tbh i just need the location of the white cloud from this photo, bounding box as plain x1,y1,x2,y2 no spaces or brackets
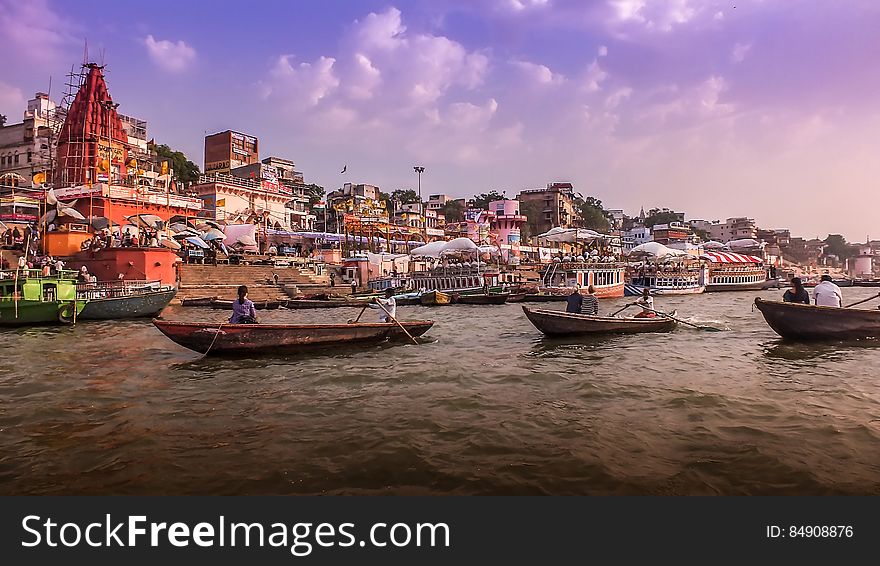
582,59,609,92
266,55,340,107
510,60,566,85
0,82,25,119
609,0,697,32
731,42,752,63
605,86,633,109
507,0,550,11
0,0,74,62
347,53,382,100
144,35,196,73
598,45,609,57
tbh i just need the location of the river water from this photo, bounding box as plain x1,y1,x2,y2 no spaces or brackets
2,288,880,495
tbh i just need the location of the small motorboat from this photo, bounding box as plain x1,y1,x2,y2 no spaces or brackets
754,298,880,340
522,306,677,336
420,290,452,306
152,319,435,354
454,292,510,305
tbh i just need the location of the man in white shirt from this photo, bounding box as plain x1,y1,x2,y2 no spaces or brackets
813,274,842,307
369,288,397,322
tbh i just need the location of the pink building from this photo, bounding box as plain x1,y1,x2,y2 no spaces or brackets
488,199,526,245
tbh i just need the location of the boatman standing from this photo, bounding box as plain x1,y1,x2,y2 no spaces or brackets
369,288,397,322
813,274,842,307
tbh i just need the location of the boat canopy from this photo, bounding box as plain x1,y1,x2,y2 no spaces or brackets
538,227,606,243
701,251,762,263
412,237,478,258
627,242,690,259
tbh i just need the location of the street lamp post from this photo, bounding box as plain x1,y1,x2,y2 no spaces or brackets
413,165,425,241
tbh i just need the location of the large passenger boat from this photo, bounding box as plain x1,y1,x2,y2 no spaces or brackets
702,251,768,292
539,260,626,298
625,262,706,296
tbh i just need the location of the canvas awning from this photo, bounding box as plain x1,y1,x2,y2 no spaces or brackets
701,251,763,263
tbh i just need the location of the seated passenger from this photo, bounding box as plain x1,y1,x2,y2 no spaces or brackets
813,274,842,307
581,285,599,316
782,277,810,305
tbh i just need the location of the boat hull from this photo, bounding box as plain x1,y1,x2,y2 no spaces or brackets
625,283,704,296
420,290,452,306
705,280,768,292
79,288,177,320
522,306,677,335
181,296,217,307
152,319,435,354
520,293,567,303
454,293,509,305
0,300,85,326
754,298,880,340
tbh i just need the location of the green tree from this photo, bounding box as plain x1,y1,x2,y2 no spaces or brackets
390,188,421,205
470,190,505,209
823,234,854,260
303,183,325,207
441,200,465,223
643,207,683,228
574,195,611,232
149,142,200,185
519,199,541,242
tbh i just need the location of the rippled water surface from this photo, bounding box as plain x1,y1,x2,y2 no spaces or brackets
2,288,880,495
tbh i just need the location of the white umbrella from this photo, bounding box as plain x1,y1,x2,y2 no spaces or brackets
161,237,181,250
185,236,210,249
203,228,226,241
58,206,86,220
128,214,164,230
727,238,763,251
702,240,727,250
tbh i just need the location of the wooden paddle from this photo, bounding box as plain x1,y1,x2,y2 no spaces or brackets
349,303,369,324
611,303,635,317
375,301,419,344
640,306,723,331
844,292,880,309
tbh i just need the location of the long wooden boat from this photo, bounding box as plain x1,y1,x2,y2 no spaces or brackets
210,298,285,310
520,293,567,303
0,269,86,326
754,298,880,340
181,296,217,307
506,293,526,303
522,306,677,335
420,290,452,306
454,292,509,305
285,299,371,309
152,319,434,354
79,286,177,319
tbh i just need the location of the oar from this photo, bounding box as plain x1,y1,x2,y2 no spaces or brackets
611,302,635,317
641,306,723,332
349,303,369,324
844,292,880,309
376,301,419,345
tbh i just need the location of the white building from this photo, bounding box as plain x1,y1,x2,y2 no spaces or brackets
709,217,758,243
624,226,652,245
0,92,60,184
426,193,452,211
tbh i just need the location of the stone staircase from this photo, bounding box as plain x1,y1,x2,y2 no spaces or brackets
178,264,331,301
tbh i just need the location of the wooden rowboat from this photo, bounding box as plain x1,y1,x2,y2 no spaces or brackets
522,306,677,335
754,298,880,340
152,319,435,354
210,299,285,310
420,290,452,306
181,296,217,307
519,293,567,303
454,292,509,305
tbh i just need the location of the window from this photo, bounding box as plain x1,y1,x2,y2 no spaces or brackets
27,151,32,163
14,153,20,165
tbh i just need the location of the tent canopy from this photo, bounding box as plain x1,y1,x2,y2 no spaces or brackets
701,251,763,264
412,237,479,258
627,241,690,259
537,227,606,243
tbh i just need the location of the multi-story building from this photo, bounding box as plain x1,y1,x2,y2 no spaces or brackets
709,217,758,243
624,226,652,246
651,223,692,246
119,114,148,153
517,182,580,236
688,219,713,235
204,130,259,174
0,92,61,185
607,209,625,229
488,199,527,246
426,193,452,212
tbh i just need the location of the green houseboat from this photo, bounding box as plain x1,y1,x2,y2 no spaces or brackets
0,269,86,326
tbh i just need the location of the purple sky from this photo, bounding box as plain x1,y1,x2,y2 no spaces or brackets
2,0,879,240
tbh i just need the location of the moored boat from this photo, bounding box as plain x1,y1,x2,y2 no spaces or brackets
181,296,217,307
454,292,509,305
210,298,285,310
0,269,86,326
540,261,626,298
754,298,880,341
152,319,434,354
78,281,177,319
702,252,768,292
626,262,706,295
420,290,452,306
522,306,678,335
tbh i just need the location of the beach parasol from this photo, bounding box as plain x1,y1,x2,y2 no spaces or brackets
128,214,165,230
185,236,210,249
203,228,226,241
161,237,181,250
88,216,110,231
